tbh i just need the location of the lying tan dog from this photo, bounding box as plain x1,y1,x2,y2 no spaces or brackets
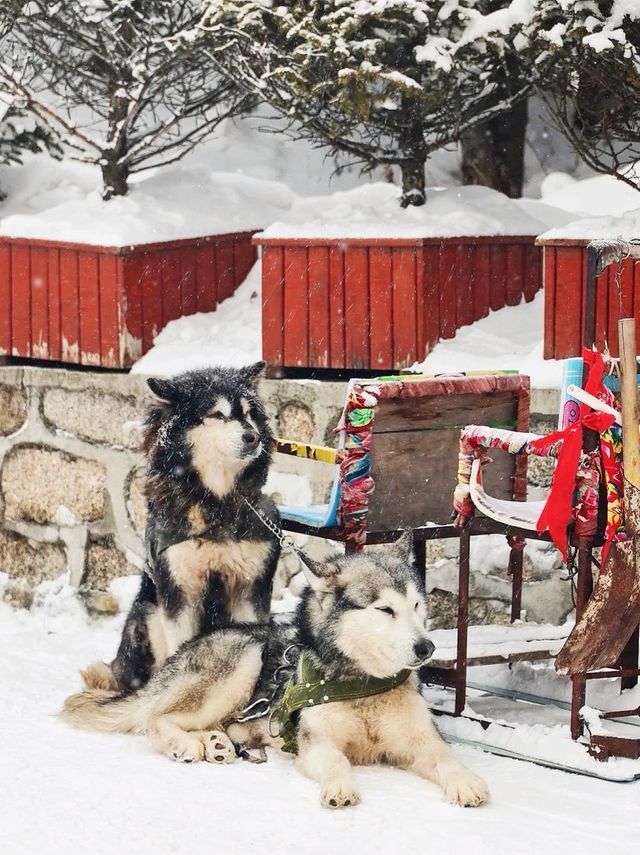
62,533,489,809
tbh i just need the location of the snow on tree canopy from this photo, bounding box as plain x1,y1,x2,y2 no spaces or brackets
197,0,540,207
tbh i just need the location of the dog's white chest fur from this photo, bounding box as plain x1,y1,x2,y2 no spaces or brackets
166,538,271,605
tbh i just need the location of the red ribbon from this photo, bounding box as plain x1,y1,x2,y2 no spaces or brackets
530,351,614,560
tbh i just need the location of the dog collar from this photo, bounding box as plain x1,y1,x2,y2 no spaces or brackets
276,652,410,754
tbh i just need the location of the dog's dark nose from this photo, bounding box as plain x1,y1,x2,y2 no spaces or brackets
414,639,435,662
242,430,260,449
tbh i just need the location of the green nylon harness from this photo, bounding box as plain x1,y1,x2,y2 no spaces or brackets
276,652,411,754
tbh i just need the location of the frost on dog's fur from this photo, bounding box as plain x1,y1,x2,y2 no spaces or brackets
63,535,489,809
78,362,281,695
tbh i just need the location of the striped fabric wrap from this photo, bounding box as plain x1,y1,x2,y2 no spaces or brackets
453,425,550,524
338,383,381,549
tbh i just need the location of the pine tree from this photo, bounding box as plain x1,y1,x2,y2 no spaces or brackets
199,1,538,207
524,1,640,189
1,1,254,199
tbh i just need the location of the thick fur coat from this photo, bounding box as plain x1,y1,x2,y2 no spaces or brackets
63,535,489,809
83,362,280,694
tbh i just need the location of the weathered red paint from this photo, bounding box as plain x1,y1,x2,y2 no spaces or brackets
255,235,542,371
540,239,640,359
0,232,256,368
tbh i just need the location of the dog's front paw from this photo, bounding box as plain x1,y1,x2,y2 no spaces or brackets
320,781,361,809
204,730,236,764
168,735,206,764
438,764,489,807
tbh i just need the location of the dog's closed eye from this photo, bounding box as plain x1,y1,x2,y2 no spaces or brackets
205,411,226,420
376,606,395,617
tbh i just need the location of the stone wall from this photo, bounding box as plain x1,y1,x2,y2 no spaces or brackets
0,364,569,625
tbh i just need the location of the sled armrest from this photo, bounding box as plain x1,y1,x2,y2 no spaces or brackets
274,437,345,465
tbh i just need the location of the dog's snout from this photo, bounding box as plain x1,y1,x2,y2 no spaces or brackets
414,639,435,662
242,430,260,449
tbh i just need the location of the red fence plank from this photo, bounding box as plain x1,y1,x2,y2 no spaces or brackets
489,245,507,313
78,252,101,365
391,248,417,366
179,247,197,318
543,246,557,360
11,245,30,357
47,249,61,360
140,256,163,355
0,245,11,354
422,246,440,352
98,254,121,367
344,247,369,369
505,244,524,307
233,240,256,291
369,247,393,370
261,247,285,366
328,246,345,368
523,243,541,303
438,244,457,340
283,246,309,367
195,245,217,313
473,245,490,322
216,241,235,303
30,247,49,359
455,245,474,329
554,247,583,359
308,246,330,368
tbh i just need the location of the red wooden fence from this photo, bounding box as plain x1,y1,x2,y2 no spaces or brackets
540,239,640,359
0,231,256,369
256,235,541,371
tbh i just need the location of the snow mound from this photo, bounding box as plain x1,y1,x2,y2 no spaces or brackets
411,291,565,388
131,261,262,375
260,183,574,239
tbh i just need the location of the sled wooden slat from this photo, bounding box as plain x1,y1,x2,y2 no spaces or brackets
257,235,542,371
429,648,561,670
0,232,255,368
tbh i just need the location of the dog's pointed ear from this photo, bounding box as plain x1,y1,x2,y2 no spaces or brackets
390,530,414,563
241,361,266,385
304,559,343,609
147,377,180,404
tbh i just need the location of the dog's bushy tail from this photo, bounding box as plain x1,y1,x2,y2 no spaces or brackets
81,661,119,692
60,688,144,734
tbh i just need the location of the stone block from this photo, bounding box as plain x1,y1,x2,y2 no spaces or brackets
0,384,27,436
276,402,315,444
2,446,106,524
0,529,66,586
42,387,142,449
126,471,147,534
82,535,139,591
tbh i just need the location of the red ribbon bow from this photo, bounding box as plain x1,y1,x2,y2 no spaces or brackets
530,351,614,561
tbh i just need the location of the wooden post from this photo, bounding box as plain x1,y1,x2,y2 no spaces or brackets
618,318,640,529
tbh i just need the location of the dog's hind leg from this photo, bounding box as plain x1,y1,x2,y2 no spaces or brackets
377,691,489,807
146,643,264,764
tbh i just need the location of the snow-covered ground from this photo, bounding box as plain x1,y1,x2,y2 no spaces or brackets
2,578,638,855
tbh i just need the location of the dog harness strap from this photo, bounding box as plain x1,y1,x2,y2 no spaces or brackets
277,653,411,754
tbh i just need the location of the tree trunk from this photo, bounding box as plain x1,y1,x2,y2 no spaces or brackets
461,98,528,198
101,161,129,200
399,157,427,207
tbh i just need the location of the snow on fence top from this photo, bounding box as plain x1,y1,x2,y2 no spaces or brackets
259,183,575,240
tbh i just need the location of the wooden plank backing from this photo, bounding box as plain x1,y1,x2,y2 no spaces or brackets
78,251,101,365
438,243,457,339
367,391,520,530
543,246,557,360
59,249,79,362
47,249,61,361
98,253,121,367
422,245,440,352
328,245,346,368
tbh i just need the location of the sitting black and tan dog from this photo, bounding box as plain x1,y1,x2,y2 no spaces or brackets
63,533,489,809
81,362,280,694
